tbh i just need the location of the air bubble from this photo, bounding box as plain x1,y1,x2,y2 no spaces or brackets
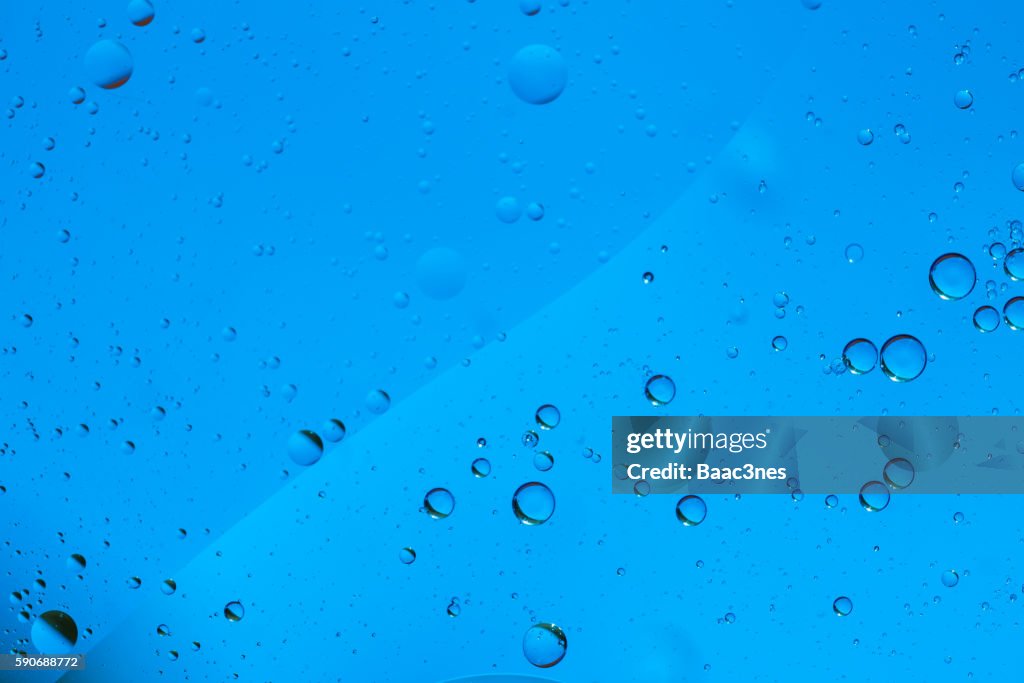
365,389,391,415
845,243,864,263
941,569,960,588
832,596,853,616
399,547,416,564
287,430,324,466
1004,248,1024,281
471,458,491,477
882,457,915,489
1004,297,1024,330
879,335,927,382
424,488,455,519
31,611,78,654
644,374,675,406
126,0,155,26
856,129,874,146
973,306,1000,332
953,89,974,109
675,495,707,526
523,622,567,668
321,419,346,443
508,44,568,105
512,482,556,525
224,601,244,622
929,253,976,300
842,338,877,375
535,404,561,429
859,481,890,511
84,40,134,89
533,451,554,472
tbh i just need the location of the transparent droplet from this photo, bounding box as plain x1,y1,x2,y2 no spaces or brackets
160,579,177,595
1004,296,1024,331
522,430,539,448
879,335,927,382
883,457,915,489
287,430,324,466
523,622,567,668
642,271,654,284
856,128,874,146
953,89,974,109
31,611,78,654
446,599,461,617
224,601,244,622
1012,163,1024,192
859,481,890,512
953,511,965,525
972,306,1000,333
321,418,346,443
519,0,542,17
929,253,976,300
67,554,86,571
825,494,839,509
365,389,391,415
495,196,522,223
726,346,739,359
127,576,142,589
471,457,491,478
84,39,134,89
535,404,561,430
126,0,156,27
415,247,467,300
771,335,788,352
675,495,707,526
773,291,790,308
941,569,960,588
399,547,416,565
1004,248,1024,281
508,44,568,105
644,374,676,406
845,243,864,263
512,482,556,525
526,201,545,221
842,338,878,375
533,451,554,472
833,596,853,616
424,488,455,519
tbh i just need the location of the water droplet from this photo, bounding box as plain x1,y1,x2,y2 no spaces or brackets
415,247,467,300
471,457,491,477
126,0,155,27
771,335,788,351
882,457,915,489
365,389,391,415
533,451,554,472
801,0,823,9
1004,248,1024,281
224,601,244,622
675,495,707,526
446,599,461,617
69,86,86,104
399,547,416,564
526,202,545,221
1012,163,1024,191
495,196,522,223
321,418,346,443
941,569,960,588
508,44,568,105
644,374,676,406
191,27,206,44
424,488,455,519
84,40,134,89
726,346,739,359
879,334,927,382
512,482,556,525
825,494,839,509
127,576,142,589
859,481,890,512
953,89,974,109
160,579,177,595
833,596,853,616
29,161,45,178
972,305,1000,332
156,624,171,636
287,430,324,466
523,622,567,668
772,291,790,308
842,338,877,375
519,0,542,15
522,430,539,448
845,243,864,263
953,511,965,524
1004,297,1024,330
67,554,86,571
642,271,654,284
534,404,561,430
929,253,976,300
856,128,874,146
31,611,78,654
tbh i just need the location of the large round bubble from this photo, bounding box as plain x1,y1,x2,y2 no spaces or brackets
84,40,134,89
415,247,467,300
31,611,78,654
508,45,568,105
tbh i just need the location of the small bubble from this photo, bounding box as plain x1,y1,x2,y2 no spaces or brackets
882,457,915,489
675,495,707,526
972,306,1000,333
644,374,676,406
160,579,177,595
365,389,391,415
642,271,654,284
859,481,890,512
771,335,788,352
190,27,206,43
825,494,839,509
1004,248,1024,281
953,511,965,524
941,569,960,588
471,458,491,478
224,601,244,622
845,243,864,263
953,89,974,109
879,335,927,382
523,622,567,668
495,196,523,223
84,40,134,89
1012,163,1024,192
399,547,416,565
508,44,568,105
512,482,556,525
424,488,455,519
833,596,853,616
535,404,561,430
856,129,874,146
126,0,155,26
522,430,539,448
533,451,554,472
30,162,45,179
321,418,346,443
726,346,739,359
286,430,324,466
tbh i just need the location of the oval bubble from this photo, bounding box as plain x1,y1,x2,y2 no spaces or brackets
1005,248,1024,281
534,404,561,430
879,335,927,382
929,253,976,300
522,623,567,668
883,457,915,489
1005,296,1024,331
675,495,707,526
84,39,134,89
512,482,555,525
31,611,78,654
842,338,878,375
973,306,1000,333
424,488,455,519
415,247,467,300
832,596,853,616
508,44,568,105
287,430,324,466
644,374,676,406
859,480,890,512
1012,163,1024,191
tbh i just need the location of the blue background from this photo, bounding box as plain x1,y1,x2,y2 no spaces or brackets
2,0,1023,680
